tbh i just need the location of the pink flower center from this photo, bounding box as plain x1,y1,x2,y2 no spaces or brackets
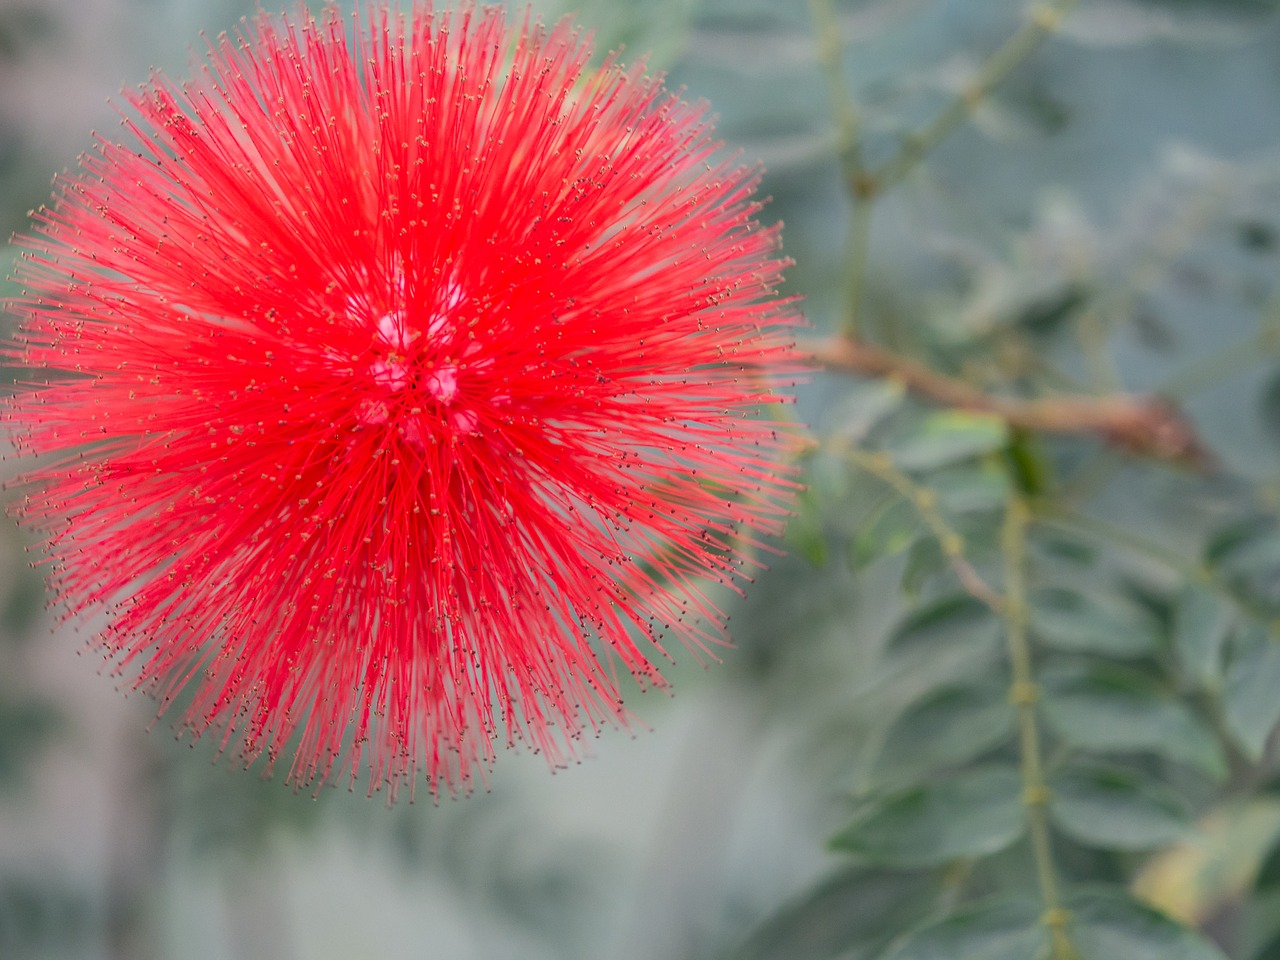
348,278,477,443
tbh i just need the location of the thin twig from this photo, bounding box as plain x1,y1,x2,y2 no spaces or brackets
868,0,1080,196
843,446,1006,613
807,335,1213,467
808,0,873,337
807,0,861,171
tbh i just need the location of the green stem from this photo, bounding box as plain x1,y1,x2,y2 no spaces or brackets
808,0,861,169
808,0,874,338
867,0,1079,196
815,0,1079,337
842,199,874,338
843,446,1005,613
1002,498,1077,960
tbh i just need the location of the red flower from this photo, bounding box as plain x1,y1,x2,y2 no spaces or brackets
5,3,801,796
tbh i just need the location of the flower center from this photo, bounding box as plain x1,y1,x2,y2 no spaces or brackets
346,277,478,444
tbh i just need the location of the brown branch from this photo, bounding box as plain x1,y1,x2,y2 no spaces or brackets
806,336,1214,468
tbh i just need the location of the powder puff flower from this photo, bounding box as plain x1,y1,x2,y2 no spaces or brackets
4,3,801,796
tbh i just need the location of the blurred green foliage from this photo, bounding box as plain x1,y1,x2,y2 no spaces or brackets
712,0,1280,957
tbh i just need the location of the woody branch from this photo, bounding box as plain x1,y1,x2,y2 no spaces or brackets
805,335,1212,467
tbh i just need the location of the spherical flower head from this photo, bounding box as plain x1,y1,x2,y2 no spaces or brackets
4,2,802,797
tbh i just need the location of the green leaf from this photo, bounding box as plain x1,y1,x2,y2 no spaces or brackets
1049,765,1194,851
1039,662,1227,779
872,633,1005,717
786,488,829,567
851,497,921,569
1132,798,1280,922
727,868,943,960
869,682,1017,790
1066,890,1229,960
929,462,1011,514
900,537,949,597
1005,427,1053,498
1261,369,1280,448
1032,533,1098,568
1256,827,1280,891
878,897,1048,960
828,378,907,443
1207,520,1280,579
886,594,998,653
899,514,999,598
831,766,1025,868
889,411,1010,473
871,596,1005,712
1205,517,1271,566
1029,588,1161,658
1226,535,1280,576
1252,930,1280,960
971,90,1070,143
1171,584,1232,689
1223,624,1280,762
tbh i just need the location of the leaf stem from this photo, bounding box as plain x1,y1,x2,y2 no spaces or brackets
843,446,1005,613
1001,497,1077,960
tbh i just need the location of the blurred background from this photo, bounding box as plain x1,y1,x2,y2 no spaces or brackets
1,0,1280,958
